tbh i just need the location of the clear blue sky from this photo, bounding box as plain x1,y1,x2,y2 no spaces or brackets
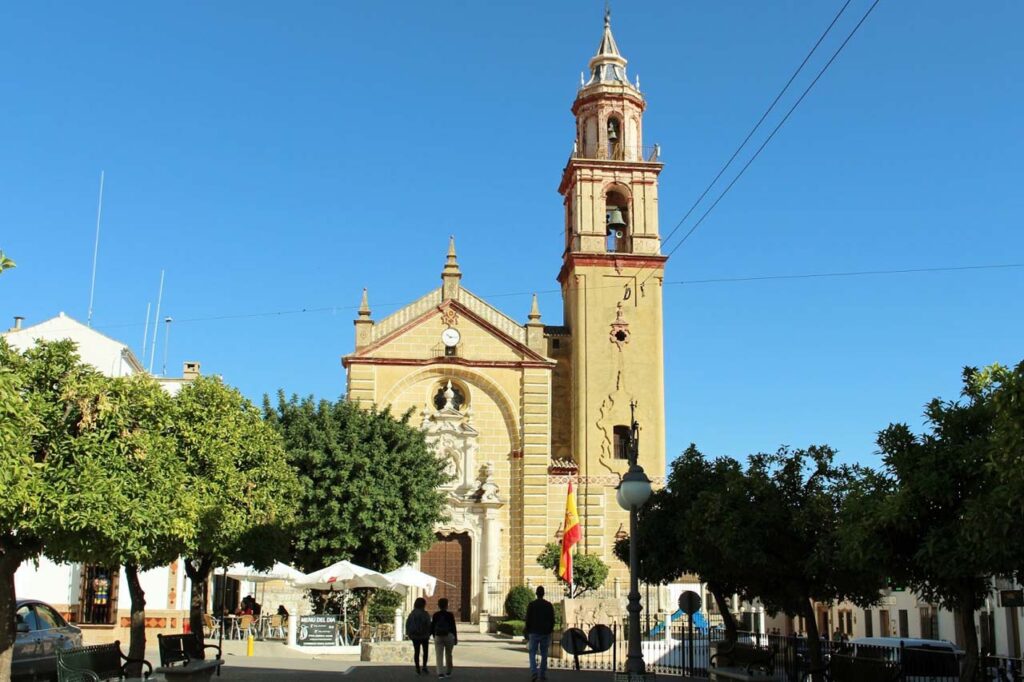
3,1,1021,473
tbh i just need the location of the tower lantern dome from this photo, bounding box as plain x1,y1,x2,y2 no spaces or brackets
585,8,633,87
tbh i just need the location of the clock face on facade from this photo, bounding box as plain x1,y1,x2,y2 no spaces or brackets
441,327,461,347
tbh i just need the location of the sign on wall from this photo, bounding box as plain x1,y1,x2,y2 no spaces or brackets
1000,590,1023,608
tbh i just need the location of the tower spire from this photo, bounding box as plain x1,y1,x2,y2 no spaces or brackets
586,4,629,86
358,287,371,319
441,235,462,300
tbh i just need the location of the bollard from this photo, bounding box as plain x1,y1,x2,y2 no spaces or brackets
247,632,254,656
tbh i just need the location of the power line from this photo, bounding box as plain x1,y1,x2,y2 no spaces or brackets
71,261,1021,334
647,0,884,283
658,0,854,252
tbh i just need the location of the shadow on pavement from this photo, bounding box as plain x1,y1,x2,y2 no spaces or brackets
216,664,610,680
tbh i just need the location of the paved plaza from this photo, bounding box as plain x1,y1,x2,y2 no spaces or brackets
155,634,613,681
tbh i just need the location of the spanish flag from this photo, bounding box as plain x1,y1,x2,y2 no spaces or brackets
558,480,582,584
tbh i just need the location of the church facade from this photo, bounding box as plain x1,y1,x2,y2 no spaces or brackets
342,15,667,624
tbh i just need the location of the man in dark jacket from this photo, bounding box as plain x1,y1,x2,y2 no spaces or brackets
524,586,555,681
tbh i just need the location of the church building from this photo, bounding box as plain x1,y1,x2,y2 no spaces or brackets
342,14,667,625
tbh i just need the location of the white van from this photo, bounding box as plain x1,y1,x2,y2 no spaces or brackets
847,637,963,679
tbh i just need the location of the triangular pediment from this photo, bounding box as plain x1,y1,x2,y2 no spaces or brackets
346,287,552,365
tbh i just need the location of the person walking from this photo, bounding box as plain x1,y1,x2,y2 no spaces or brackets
431,598,457,678
406,597,432,675
524,586,555,681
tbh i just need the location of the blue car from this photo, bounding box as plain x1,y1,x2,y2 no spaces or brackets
12,599,83,681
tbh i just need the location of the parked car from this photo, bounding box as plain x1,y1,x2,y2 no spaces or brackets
12,599,82,681
848,637,963,679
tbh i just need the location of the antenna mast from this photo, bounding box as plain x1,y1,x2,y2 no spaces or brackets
141,302,152,359
148,270,165,373
87,170,105,327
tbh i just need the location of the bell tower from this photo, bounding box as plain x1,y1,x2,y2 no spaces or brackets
556,10,666,555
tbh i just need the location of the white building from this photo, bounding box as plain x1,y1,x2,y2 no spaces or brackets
4,313,200,643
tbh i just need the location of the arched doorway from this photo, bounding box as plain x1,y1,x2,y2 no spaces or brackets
421,532,471,622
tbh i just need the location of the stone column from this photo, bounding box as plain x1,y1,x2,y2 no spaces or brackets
482,507,500,585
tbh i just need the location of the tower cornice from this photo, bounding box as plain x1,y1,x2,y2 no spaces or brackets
557,253,667,286
558,157,663,196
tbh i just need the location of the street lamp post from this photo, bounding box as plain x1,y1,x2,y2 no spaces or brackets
615,401,654,681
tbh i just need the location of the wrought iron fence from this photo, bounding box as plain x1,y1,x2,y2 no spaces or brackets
544,624,1024,681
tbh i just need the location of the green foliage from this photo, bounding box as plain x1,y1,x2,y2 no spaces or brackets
849,368,1008,681
536,543,609,598
44,374,196,570
265,393,449,573
503,585,533,620
175,376,300,569
971,361,1024,575
496,619,525,636
368,590,403,624
174,376,300,635
0,250,14,273
0,340,114,675
612,445,754,639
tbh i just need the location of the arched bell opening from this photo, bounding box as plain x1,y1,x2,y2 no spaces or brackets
605,189,630,253
606,115,623,160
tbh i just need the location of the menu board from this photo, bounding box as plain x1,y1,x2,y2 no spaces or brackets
296,614,338,647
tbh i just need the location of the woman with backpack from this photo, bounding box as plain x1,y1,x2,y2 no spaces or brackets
405,597,432,675
431,598,458,678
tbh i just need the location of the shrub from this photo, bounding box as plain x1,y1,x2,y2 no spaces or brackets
368,589,403,624
504,585,533,620
497,619,525,636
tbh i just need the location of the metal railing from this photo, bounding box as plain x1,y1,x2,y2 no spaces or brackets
544,625,1024,681
569,143,661,163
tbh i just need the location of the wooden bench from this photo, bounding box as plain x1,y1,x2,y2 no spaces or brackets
155,634,223,681
710,640,776,676
827,652,900,682
57,641,153,681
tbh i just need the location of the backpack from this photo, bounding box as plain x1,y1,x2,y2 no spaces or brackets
434,614,451,637
406,609,430,639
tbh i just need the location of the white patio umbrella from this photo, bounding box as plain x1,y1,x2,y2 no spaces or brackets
382,565,439,597
294,560,390,645
218,562,306,584
294,560,390,591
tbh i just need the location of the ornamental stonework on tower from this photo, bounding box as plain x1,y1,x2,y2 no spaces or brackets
342,13,667,626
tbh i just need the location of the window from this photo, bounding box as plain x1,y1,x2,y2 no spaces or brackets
613,425,631,459
605,190,629,253
864,609,873,637
898,609,909,638
433,382,466,411
920,606,939,640
15,604,37,631
79,565,118,625
33,604,63,630
880,610,891,636
607,116,622,159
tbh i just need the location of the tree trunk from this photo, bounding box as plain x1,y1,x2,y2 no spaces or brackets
184,556,212,645
957,591,981,682
124,565,147,678
0,544,22,682
801,599,825,682
708,583,738,642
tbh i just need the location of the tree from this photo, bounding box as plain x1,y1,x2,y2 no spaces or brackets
613,445,756,642
264,394,449,574
173,377,299,636
536,543,609,598
0,342,40,681
0,339,110,682
740,446,882,682
0,251,14,274
851,370,1002,682
970,360,1024,579
43,374,196,673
